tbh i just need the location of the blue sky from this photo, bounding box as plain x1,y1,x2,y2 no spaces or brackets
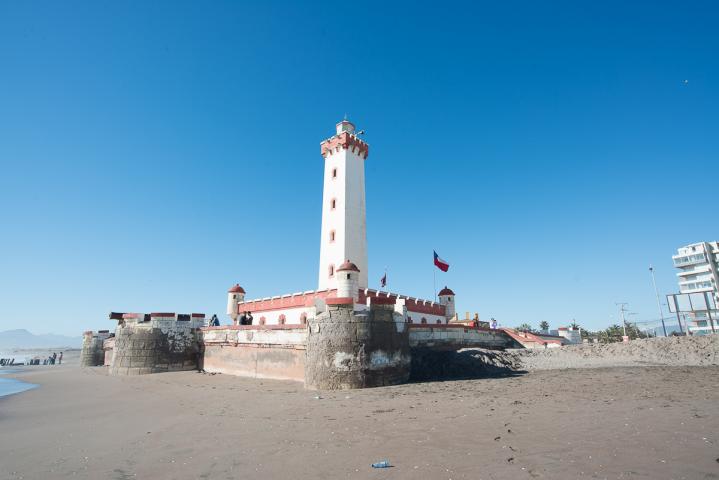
0,1,717,336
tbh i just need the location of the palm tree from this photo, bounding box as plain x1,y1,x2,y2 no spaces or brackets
539,321,549,332
517,322,532,332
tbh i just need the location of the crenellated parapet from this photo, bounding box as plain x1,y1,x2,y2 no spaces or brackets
113,312,206,329
320,132,369,159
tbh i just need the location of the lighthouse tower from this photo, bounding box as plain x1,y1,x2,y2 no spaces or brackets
318,119,369,291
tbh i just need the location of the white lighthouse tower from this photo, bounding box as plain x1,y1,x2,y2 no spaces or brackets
318,119,369,291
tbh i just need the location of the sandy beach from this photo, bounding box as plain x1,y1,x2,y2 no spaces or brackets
1,363,717,479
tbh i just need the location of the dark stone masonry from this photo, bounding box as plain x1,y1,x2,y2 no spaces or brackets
304,303,411,389
109,325,200,375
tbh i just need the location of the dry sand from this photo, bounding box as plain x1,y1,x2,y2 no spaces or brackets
1,360,718,479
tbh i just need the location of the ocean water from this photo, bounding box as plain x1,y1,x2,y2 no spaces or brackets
0,369,38,398
0,349,26,362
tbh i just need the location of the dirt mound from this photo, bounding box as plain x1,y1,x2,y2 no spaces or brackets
499,335,719,370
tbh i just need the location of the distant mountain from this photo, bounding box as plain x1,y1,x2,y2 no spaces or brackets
0,329,82,349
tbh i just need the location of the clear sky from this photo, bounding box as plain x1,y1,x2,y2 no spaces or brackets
0,1,717,336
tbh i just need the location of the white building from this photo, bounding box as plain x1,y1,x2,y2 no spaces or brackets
556,326,582,344
224,119,455,327
318,119,368,291
672,241,719,335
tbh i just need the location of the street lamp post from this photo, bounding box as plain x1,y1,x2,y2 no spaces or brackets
649,265,668,337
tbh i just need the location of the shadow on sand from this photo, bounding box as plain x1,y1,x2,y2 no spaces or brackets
409,348,527,382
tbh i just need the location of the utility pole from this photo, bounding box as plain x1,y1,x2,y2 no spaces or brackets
616,302,629,337
704,291,716,334
649,265,668,337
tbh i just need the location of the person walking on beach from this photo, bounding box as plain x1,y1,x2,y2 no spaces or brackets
58,352,63,365
51,352,57,365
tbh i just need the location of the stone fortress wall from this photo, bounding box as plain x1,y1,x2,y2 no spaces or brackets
201,325,307,381
304,298,411,389
91,292,511,389
108,312,206,376
80,330,112,367
201,292,511,388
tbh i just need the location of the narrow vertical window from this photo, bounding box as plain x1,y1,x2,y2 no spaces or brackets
332,168,337,179
329,230,335,242
328,264,335,278
331,198,336,210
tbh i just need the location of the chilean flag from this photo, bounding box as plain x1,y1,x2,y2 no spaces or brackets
434,251,450,272
380,272,387,288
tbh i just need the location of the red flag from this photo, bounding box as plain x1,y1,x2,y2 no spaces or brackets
434,251,449,272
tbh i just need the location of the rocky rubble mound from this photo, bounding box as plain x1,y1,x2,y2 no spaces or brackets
410,348,525,381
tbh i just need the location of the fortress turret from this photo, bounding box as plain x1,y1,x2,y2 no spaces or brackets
336,260,360,301
227,284,246,325
438,286,456,321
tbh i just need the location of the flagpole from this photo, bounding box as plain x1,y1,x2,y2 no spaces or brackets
433,267,436,303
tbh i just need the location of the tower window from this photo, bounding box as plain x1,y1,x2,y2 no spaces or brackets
329,230,335,242
332,168,337,179
346,273,351,280
331,198,336,210
328,264,335,278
